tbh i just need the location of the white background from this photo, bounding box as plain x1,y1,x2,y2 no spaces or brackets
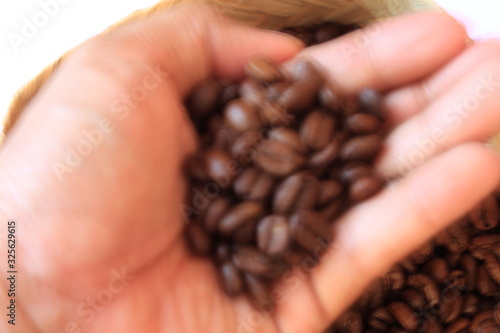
0,0,499,130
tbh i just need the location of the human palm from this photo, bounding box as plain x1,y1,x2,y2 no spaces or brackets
1,5,500,333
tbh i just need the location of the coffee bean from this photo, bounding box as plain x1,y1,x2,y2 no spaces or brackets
422,318,443,333
268,127,307,154
445,270,467,291
422,258,449,284
469,234,500,260
243,273,271,310
314,22,344,44
290,210,330,253
255,139,306,177
257,215,290,256
219,261,243,296
218,201,263,235
401,289,427,311
220,82,239,106
266,82,289,101
231,218,258,244
230,130,260,166
233,167,275,202
468,196,499,231
346,113,380,134
470,311,498,333
184,153,210,181
278,80,318,114
484,253,500,283
460,254,477,292
317,180,343,206
309,140,340,170
446,318,470,333
260,102,294,126
245,56,284,84
340,134,382,161
185,222,212,256
273,171,319,214
463,294,480,317
202,197,230,233
349,175,384,202
187,78,221,118
320,198,345,221
340,162,374,183
381,268,405,292
239,79,266,105
337,310,363,333
387,301,419,332
436,223,470,253
216,243,230,262
406,274,440,307
300,110,336,150
359,88,383,119
439,290,463,324
224,99,262,133
369,307,395,331
232,246,273,275
204,148,237,189
290,60,324,88
319,86,343,113
476,265,497,297
494,303,500,325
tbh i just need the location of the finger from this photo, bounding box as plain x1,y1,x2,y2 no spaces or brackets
307,143,500,329
298,12,467,95
378,58,500,176
383,40,500,127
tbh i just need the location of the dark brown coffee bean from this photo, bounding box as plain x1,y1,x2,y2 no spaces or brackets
255,139,306,177
204,149,237,189
232,246,273,275
278,80,318,114
445,252,462,269
268,128,307,154
436,223,470,253
230,218,258,244
260,102,294,126
220,82,239,105
290,60,324,88
239,78,266,105
340,162,374,183
216,243,230,262
257,215,290,256
470,311,498,333
202,197,230,233
314,22,344,44
337,310,363,333
359,88,384,119
422,258,449,284
266,82,289,101
185,222,212,256
233,167,275,202
349,175,384,202
317,180,343,206
230,130,261,166
300,111,336,150
184,153,210,181
245,56,284,84
399,257,418,274
484,253,500,283
387,302,419,332
439,290,463,324
444,270,467,291
369,307,395,331
243,273,271,310
364,279,386,309
401,289,427,311
273,171,319,214
319,86,343,113
446,318,470,333
406,274,440,307
422,318,443,333
494,303,500,325
460,254,477,292
381,268,405,292
320,198,345,222
468,196,499,231
218,201,263,236
309,140,340,169
187,78,221,118
224,99,262,134
346,113,380,134
340,134,382,161
290,210,331,253
219,261,243,296
476,265,497,297
469,234,500,260
463,294,480,317
282,246,309,266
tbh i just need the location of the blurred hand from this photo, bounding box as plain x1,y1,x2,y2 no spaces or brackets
0,4,499,333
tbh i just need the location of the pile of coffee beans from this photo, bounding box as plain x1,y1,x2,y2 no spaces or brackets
327,195,500,333
182,22,385,305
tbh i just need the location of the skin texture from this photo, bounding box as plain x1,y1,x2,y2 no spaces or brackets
0,4,499,333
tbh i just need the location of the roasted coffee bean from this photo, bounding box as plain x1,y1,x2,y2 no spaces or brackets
257,215,290,256
220,82,239,105
439,290,463,324
219,261,243,296
340,134,382,161
204,148,238,188
346,113,380,134
230,130,261,166
381,268,405,292
494,303,500,325
245,56,284,84
224,99,262,133
233,167,275,202
300,111,336,150
218,201,263,235
468,196,499,231
339,162,374,183
255,139,306,177
470,311,498,333
387,302,419,332
369,307,395,331
243,273,271,310
278,80,318,114
290,210,330,253
231,246,273,275
187,78,221,118
202,197,230,233
445,270,467,291
401,289,427,311
476,265,497,297
309,140,340,169
260,102,295,126
266,82,289,101
436,223,470,253
239,78,266,105
290,60,324,88
185,222,212,256
268,127,307,154
463,294,480,316
349,175,384,202
422,258,449,284
320,199,345,221
410,242,434,265
216,243,230,262
206,115,235,148
460,254,477,292
184,153,210,181
231,219,258,244
484,253,500,283
317,180,343,206
406,273,440,307
314,22,344,44
359,88,383,119
337,310,363,333
319,86,343,113
422,318,443,333
446,318,470,333
273,171,319,214
469,234,500,260
445,252,463,269
399,257,418,274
